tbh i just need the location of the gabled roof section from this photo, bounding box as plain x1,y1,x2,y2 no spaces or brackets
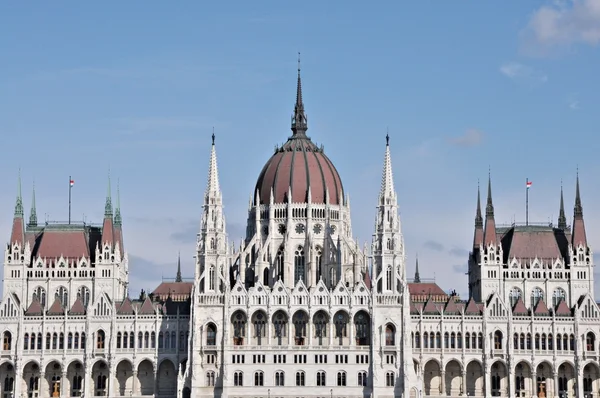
363,268,372,289
534,298,550,316
36,228,90,259
69,298,86,315
555,300,572,316
138,297,155,315
25,298,43,316
464,297,481,315
422,298,439,315
444,297,460,315
512,297,528,316
118,297,135,315
47,298,64,315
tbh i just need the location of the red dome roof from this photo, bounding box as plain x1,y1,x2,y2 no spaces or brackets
254,62,344,205
254,136,344,205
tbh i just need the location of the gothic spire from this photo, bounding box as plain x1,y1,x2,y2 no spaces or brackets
104,172,113,218
414,255,421,283
485,171,494,217
205,131,221,200
574,171,583,218
475,181,483,227
558,182,567,230
379,134,395,200
14,169,23,218
28,181,37,227
483,171,497,246
572,170,587,247
291,53,308,136
176,252,182,283
114,178,122,226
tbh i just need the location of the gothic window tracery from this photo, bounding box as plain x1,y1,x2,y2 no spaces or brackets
509,287,521,307
273,312,287,346
56,286,68,306
386,265,393,291
252,312,266,345
33,286,46,306
315,246,323,282
531,287,544,307
552,288,566,308
209,266,215,291
354,311,370,346
231,311,247,345
313,311,328,346
77,286,90,307
276,246,284,282
334,311,349,345
293,311,308,345
294,246,305,284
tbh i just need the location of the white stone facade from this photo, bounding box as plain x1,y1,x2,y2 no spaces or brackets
1,70,598,398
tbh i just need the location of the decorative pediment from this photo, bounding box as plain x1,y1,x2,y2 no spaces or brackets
248,281,269,306
577,293,599,319
312,279,330,306
332,280,350,306
464,297,481,315
0,292,21,318
291,279,309,305
532,258,541,269
92,291,113,317
510,257,519,268
486,292,509,318
422,297,439,315
270,279,289,306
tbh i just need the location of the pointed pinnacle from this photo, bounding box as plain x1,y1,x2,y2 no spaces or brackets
206,135,221,197
414,255,421,283
486,172,494,217
475,181,483,227
29,181,38,226
558,182,567,229
176,251,182,283
379,135,395,199
574,171,583,217
114,178,122,226
14,169,24,217
296,52,302,106
105,171,113,218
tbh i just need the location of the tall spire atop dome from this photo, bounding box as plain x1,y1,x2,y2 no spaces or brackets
414,255,421,283
14,169,24,218
28,181,37,227
291,52,308,136
176,251,182,283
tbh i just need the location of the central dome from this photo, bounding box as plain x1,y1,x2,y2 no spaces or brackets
254,65,344,205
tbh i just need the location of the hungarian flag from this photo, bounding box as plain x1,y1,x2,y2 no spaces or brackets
70,179,75,187
526,181,532,188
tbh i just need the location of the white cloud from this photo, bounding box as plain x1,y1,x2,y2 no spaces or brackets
499,62,548,83
448,129,485,147
522,0,600,55
567,94,580,110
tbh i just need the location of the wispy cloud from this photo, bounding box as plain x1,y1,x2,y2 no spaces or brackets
521,0,600,56
499,62,548,83
567,94,580,110
423,240,445,252
448,129,484,148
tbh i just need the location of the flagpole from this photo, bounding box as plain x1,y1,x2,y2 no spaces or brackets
69,175,72,224
526,177,529,226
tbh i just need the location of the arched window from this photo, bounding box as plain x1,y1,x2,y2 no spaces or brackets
232,311,247,345
386,265,393,291
358,371,367,386
292,312,308,345
263,267,269,286
23,333,29,350
294,246,305,284
253,312,267,346
97,330,105,350
116,332,122,349
56,286,68,306
337,371,347,386
138,332,143,348
207,324,217,346
315,246,323,282
206,371,215,387
354,312,370,346
552,288,566,308
509,287,522,307
333,312,348,345
254,371,264,386
276,247,284,282
386,372,395,387
67,333,73,349
2,331,12,350
234,371,243,386
296,371,305,386
415,331,421,348
385,324,396,346
208,266,215,291
74,333,79,350
531,287,544,307
313,312,328,346
275,371,285,386
144,332,149,348
587,332,595,351
33,286,46,306
158,332,164,349
77,286,91,307
273,312,287,346
164,332,170,349
151,331,156,348
316,371,326,386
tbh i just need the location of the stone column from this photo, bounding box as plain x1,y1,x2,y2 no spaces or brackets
554,372,559,398
508,366,515,398
108,361,116,397
60,370,67,397
440,370,446,395
531,371,537,398
153,361,158,395
132,370,138,395
39,372,46,397
461,371,466,396
484,365,491,398
13,360,21,398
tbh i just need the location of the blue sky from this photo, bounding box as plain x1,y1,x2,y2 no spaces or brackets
1,1,600,298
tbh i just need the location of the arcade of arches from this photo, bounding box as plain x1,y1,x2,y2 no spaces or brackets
420,359,599,397
0,358,180,397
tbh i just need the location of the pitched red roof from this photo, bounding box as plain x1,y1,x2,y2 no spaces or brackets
512,297,528,316
47,298,64,315
152,282,193,297
505,226,562,261
534,299,550,315
69,298,86,315
138,297,155,315
37,230,89,259
422,298,439,314
464,297,481,315
410,302,422,314
444,298,460,314
10,216,25,245
408,282,446,296
102,217,114,246
555,300,571,316
363,270,371,290
25,299,43,316
118,298,134,315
